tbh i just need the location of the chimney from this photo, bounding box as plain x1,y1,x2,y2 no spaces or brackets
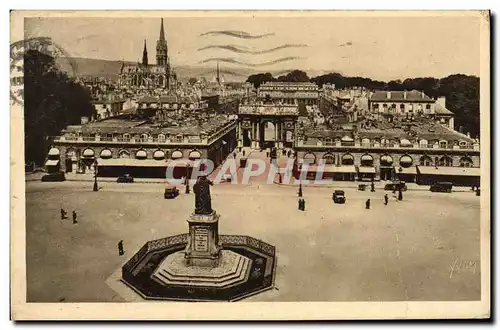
404,91,407,99
436,96,446,108
387,91,391,99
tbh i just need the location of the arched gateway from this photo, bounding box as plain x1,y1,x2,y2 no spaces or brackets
238,103,299,150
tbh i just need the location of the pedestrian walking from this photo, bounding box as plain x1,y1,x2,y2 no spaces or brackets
60,208,67,220
301,199,306,211
118,240,124,256
72,210,78,224
287,150,291,158
242,150,246,156
365,199,371,209
371,182,375,192
185,183,190,194
298,198,302,211
384,194,389,205
398,189,403,201
298,183,303,197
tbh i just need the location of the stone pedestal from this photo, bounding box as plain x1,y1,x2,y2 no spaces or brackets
184,211,221,267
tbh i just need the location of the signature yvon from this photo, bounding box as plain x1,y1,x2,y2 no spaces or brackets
449,257,478,279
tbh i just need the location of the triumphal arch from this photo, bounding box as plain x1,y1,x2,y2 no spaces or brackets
237,103,299,150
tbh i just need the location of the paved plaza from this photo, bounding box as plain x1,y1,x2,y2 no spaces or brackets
25,179,480,302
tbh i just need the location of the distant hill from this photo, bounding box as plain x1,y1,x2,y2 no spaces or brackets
59,57,330,82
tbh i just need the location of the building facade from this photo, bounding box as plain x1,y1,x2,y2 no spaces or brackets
257,82,319,106
48,115,237,179
294,120,480,186
369,90,455,130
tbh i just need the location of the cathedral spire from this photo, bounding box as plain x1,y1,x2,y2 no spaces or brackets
156,18,169,68
159,18,166,42
216,61,220,85
142,39,148,66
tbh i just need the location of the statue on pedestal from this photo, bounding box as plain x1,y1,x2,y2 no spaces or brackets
193,176,214,215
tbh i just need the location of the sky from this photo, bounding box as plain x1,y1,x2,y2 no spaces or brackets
24,13,481,81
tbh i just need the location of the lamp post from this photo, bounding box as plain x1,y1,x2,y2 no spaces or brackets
93,159,98,192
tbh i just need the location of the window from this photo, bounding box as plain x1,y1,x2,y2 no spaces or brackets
158,134,166,143
426,104,431,110
176,135,183,143
459,141,470,149
399,155,413,168
420,155,433,166
400,104,405,110
360,154,374,166
459,157,473,167
322,154,335,165
439,140,448,149
437,156,453,167
341,154,354,166
419,139,428,148
380,155,393,167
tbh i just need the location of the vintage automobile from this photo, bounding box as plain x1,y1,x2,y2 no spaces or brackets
358,184,367,191
41,172,66,182
384,180,408,192
117,174,134,183
221,173,232,182
430,181,453,193
164,186,180,199
332,190,346,204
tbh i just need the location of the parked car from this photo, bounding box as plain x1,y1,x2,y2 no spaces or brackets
430,182,453,193
117,174,134,183
221,174,232,182
384,180,408,192
41,172,66,182
164,186,180,199
332,190,346,204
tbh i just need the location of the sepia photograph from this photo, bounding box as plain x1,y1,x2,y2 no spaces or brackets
10,10,490,320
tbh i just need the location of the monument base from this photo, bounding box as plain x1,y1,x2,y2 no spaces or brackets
184,211,221,268
152,250,251,288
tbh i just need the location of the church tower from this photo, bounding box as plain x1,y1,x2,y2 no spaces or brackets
142,39,148,66
156,18,169,66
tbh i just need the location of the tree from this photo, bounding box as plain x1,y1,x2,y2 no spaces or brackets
246,72,275,89
24,49,95,165
277,70,310,82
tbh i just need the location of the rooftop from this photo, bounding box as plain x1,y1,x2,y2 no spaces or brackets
62,115,234,137
260,82,319,87
370,90,433,102
434,103,454,115
138,94,200,104
302,119,474,143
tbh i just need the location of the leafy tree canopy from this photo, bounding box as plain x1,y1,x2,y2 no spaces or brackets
24,49,95,165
